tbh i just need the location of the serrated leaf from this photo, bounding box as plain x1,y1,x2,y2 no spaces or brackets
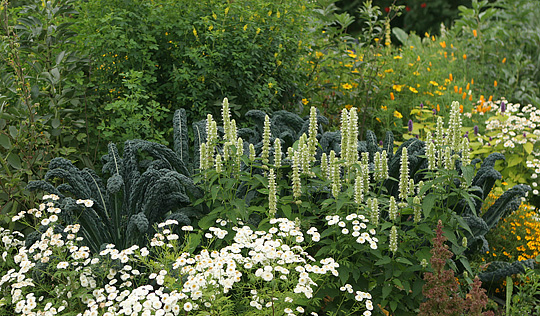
422,193,437,218
382,284,392,299
0,134,11,149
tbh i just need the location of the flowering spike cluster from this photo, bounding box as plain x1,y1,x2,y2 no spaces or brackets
199,142,208,170
249,143,256,161
368,198,379,226
340,109,350,162
261,115,272,164
435,116,445,167
235,137,244,172
329,151,341,197
273,139,282,169
461,137,471,167
373,150,388,182
215,154,223,173
398,147,410,200
389,226,398,254
268,168,277,216
388,196,398,221
221,98,232,140
307,106,318,161
426,132,436,170
447,101,463,151
298,134,313,176
291,151,302,200
413,196,422,223
443,146,454,170
320,153,328,180
348,108,359,166
354,173,365,205
360,152,370,190
202,114,218,170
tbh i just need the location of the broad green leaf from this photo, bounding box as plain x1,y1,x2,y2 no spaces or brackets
8,126,17,139
52,118,61,129
375,256,391,266
281,204,292,218
422,193,437,218
524,142,533,154
0,134,11,149
507,155,522,167
7,153,22,169
382,284,392,299
392,27,408,45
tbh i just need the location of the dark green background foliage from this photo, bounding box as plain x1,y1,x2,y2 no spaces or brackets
75,0,314,146
336,0,472,36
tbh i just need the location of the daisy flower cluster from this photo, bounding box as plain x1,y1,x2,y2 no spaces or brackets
0,196,374,315
325,213,378,250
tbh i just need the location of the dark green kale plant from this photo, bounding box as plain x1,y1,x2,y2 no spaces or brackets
27,139,202,252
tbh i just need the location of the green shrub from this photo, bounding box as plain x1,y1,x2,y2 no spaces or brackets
74,0,315,149
0,0,91,223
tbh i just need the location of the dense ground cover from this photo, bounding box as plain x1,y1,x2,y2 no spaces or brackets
1,0,540,314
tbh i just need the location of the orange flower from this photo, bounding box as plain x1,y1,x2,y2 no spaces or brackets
502,57,507,64
473,29,478,37
471,78,474,84
463,54,467,60
466,83,470,90
489,95,493,101
469,94,473,101
449,73,453,81
459,104,464,113
439,41,446,48
436,104,440,112
390,92,395,100
494,80,498,87
459,87,463,94
454,86,458,93
462,92,467,100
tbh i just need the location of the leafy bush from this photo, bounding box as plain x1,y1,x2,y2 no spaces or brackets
74,0,315,150
0,0,91,224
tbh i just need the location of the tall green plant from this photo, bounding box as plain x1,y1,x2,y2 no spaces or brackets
0,0,90,224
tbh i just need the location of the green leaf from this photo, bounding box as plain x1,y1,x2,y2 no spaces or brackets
389,300,398,312
0,134,11,149
459,257,473,276
52,118,61,129
8,126,17,139
281,204,292,218
392,27,408,45
422,193,437,218
395,257,413,265
524,142,533,154
382,284,392,299
7,153,22,169
507,155,522,167
462,165,474,185
187,233,202,253
375,256,391,266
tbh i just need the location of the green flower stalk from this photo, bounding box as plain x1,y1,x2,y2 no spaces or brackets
235,137,243,172
361,152,370,189
443,146,454,170
292,151,302,200
268,168,277,216
261,114,271,164
348,107,359,166
200,142,208,170
374,151,381,181
320,152,328,180
355,173,365,205
249,143,256,162
461,137,471,167
330,150,341,197
328,150,336,180
409,179,415,199
426,132,436,170
399,147,409,201
340,109,350,162
206,114,218,167
273,138,282,169
379,150,388,181
389,226,398,254
448,101,463,151
389,196,397,221
308,106,318,161
413,196,422,223
215,154,223,173
221,97,232,142
369,198,379,226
